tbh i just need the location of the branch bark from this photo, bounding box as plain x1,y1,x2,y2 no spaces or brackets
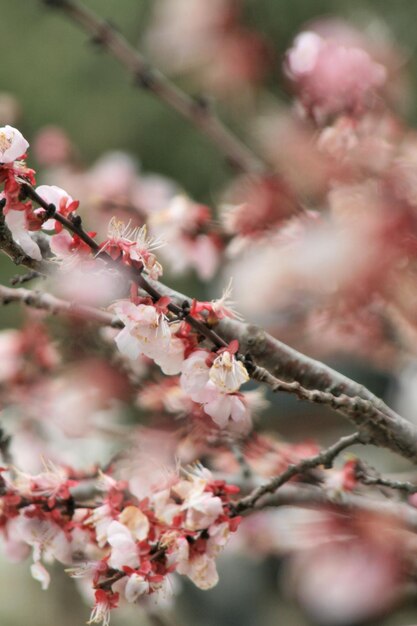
40,0,268,175
242,482,417,531
236,432,364,512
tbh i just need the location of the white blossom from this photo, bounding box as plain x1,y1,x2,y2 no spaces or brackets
0,125,29,163
209,350,249,394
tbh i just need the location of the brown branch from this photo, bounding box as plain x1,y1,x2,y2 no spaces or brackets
355,463,417,495
147,279,417,463
242,482,417,531
236,432,363,512
40,0,267,175
249,363,417,462
21,184,101,253
219,317,397,413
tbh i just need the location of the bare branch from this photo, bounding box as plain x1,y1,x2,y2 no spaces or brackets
219,317,397,413
10,270,44,285
244,482,417,531
248,363,417,462
236,432,363,512
40,0,268,175
356,463,417,495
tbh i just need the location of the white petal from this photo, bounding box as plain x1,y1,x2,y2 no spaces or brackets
5,210,42,261
0,126,29,163
115,327,142,360
30,561,50,590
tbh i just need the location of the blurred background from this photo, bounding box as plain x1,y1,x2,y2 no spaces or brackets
2,1,417,625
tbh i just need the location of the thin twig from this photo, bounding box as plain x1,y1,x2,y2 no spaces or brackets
244,482,417,531
40,0,268,175
356,463,417,495
236,432,363,512
10,270,44,285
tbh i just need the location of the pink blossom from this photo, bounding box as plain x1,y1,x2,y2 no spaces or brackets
149,195,221,280
0,330,22,382
154,335,185,375
180,350,211,402
88,590,119,626
112,300,171,361
33,126,74,167
203,385,251,431
35,184,73,212
183,553,219,590
102,218,163,279
286,31,386,119
118,505,150,541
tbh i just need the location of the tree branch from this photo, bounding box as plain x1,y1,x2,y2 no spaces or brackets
248,363,417,463
5,266,417,464
236,432,363,512
40,0,268,175
242,482,417,531
356,463,417,495
147,279,417,463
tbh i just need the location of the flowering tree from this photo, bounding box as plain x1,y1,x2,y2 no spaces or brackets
3,1,417,625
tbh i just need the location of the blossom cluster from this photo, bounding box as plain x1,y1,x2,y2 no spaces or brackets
0,125,256,435
3,11,417,625
0,461,240,625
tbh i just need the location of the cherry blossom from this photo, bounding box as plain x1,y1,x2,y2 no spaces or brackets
0,125,29,163
286,30,387,119
35,184,79,230
124,574,150,602
112,300,171,361
209,350,249,394
102,218,163,279
4,210,42,260
88,590,119,626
